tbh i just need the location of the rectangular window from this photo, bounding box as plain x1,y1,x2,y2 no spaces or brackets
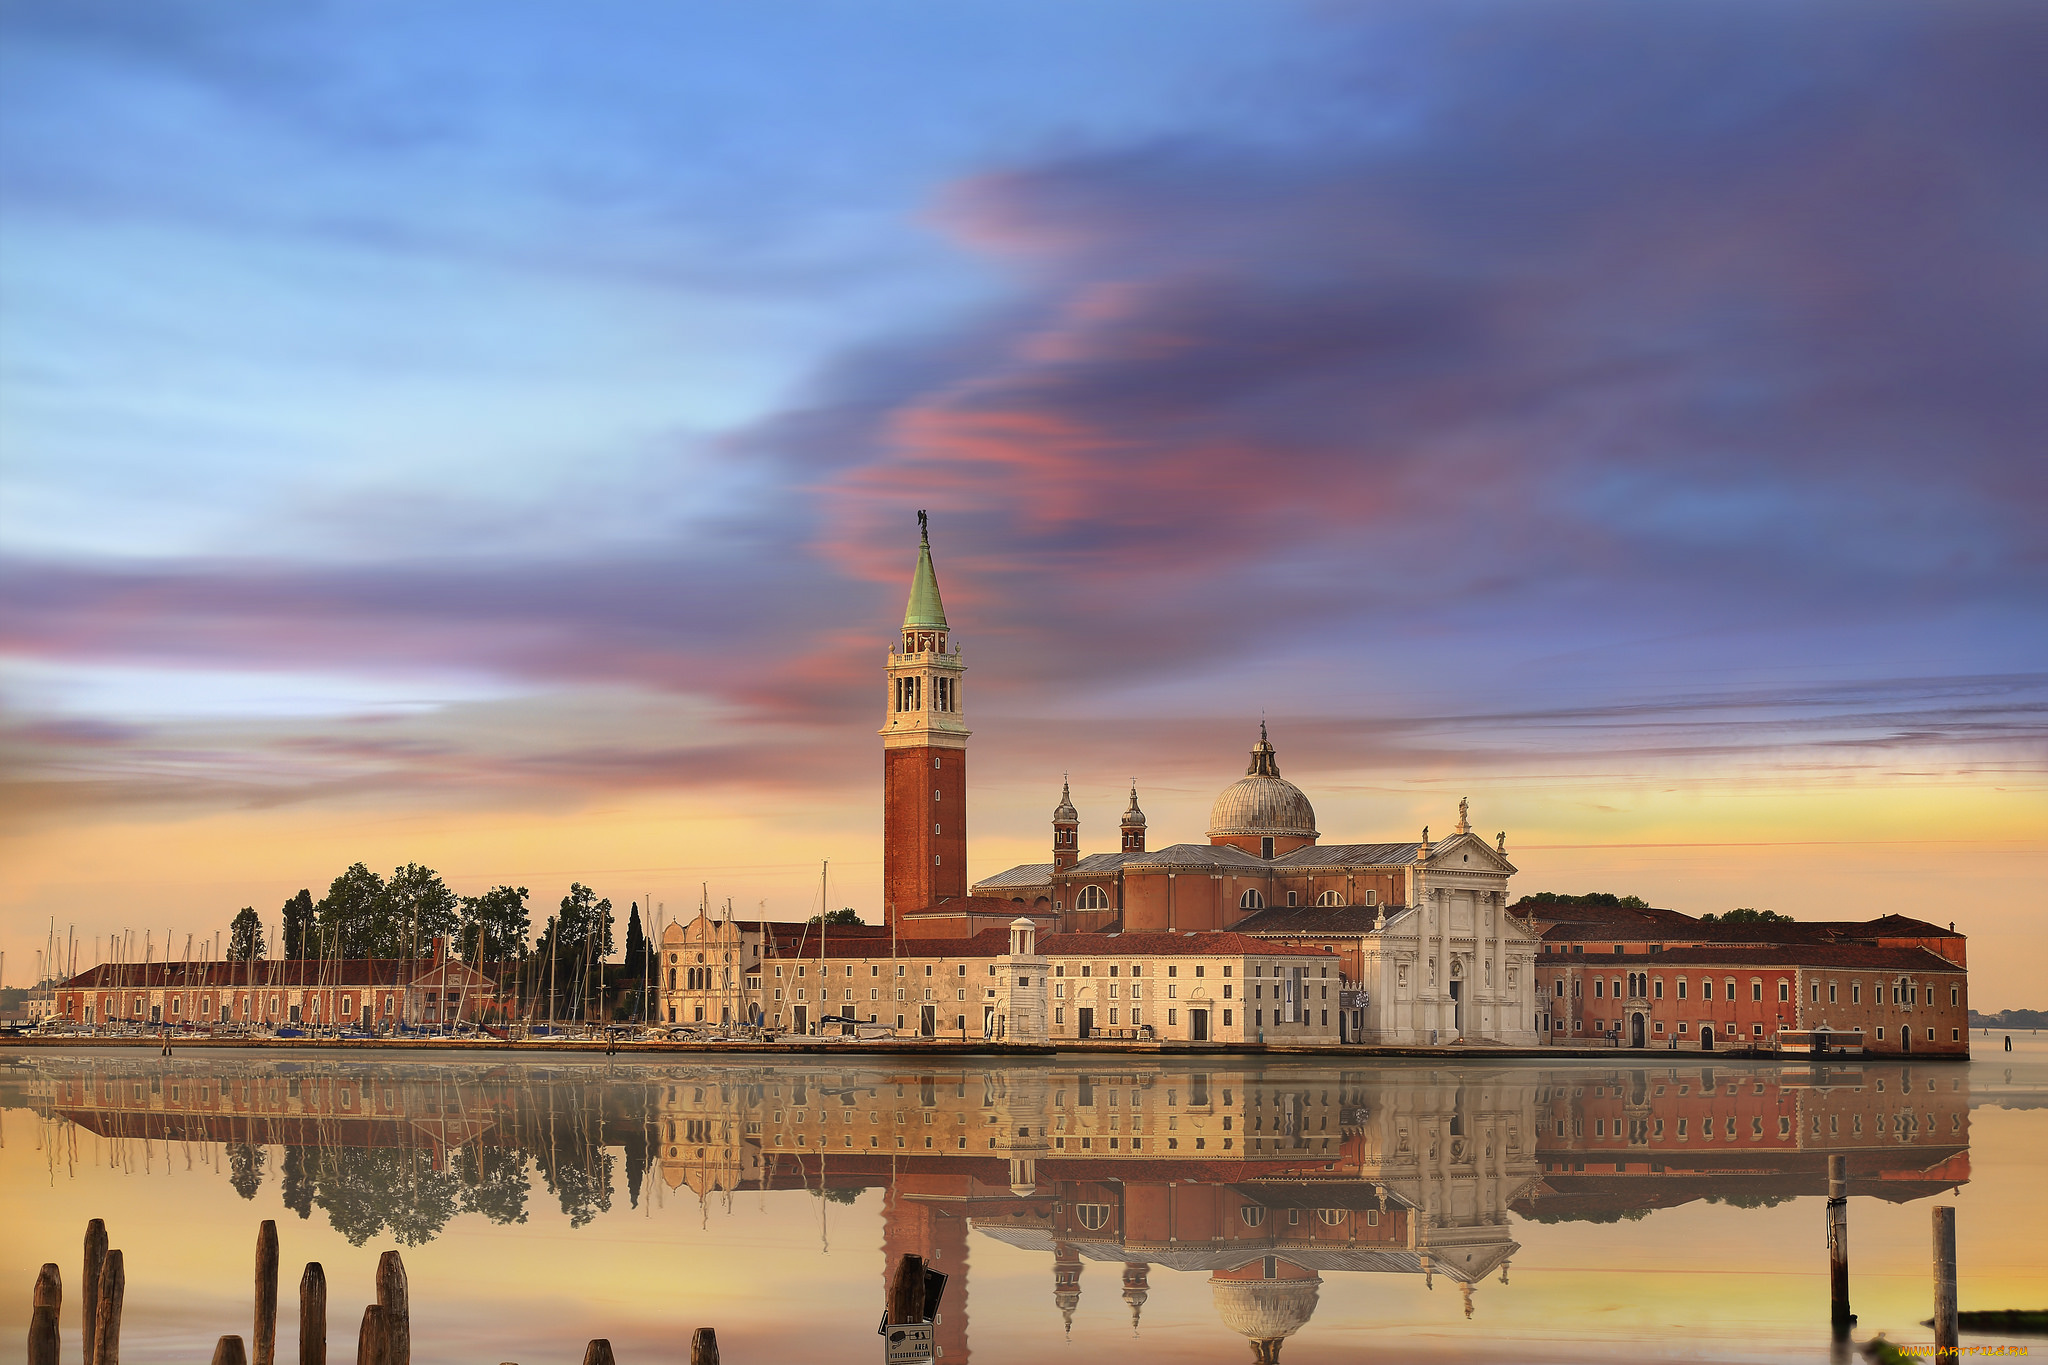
1654,978,1664,999
1852,983,1861,1004
1951,986,1959,1006
1753,981,1762,1002
1167,1009,1177,1026
1594,979,1604,998
1222,1009,1233,1026
1779,981,1789,1002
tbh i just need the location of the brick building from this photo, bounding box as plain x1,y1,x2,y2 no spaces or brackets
1524,900,1968,1054
51,939,502,1030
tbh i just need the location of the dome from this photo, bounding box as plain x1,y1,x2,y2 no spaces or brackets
1209,1274,1321,1342
1053,778,1078,824
1121,784,1147,828
1207,725,1316,839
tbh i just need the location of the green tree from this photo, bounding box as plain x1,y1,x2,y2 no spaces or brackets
622,903,648,979
384,862,460,955
316,863,387,958
553,883,614,960
459,885,530,962
281,889,315,959
228,906,265,961
1511,891,1651,911
809,908,865,926
1701,908,1793,924
228,1143,265,1200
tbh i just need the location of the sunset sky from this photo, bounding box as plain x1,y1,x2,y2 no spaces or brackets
3,2,2043,1004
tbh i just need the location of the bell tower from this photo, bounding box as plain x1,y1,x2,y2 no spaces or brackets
1052,779,1079,871
882,512,969,932
1120,784,1147,853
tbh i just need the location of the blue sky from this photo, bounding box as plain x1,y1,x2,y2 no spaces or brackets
2,1,2044,997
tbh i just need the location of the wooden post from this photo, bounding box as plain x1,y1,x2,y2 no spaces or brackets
92,1248,124,1365
689,1328,720,1365
374,1251,409,1365
1933,1205,1959,1362
888,1253,927,1325
214,1337,251,1365
1827,1153,1850,1329
581,1342,616,1365
84,1219,108,1365
29,1262,61,1365
300,1263,327,1365
354,1305,389,1365
255,1221,279,1365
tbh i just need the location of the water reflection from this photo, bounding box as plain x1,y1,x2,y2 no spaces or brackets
4,1054,1971,1360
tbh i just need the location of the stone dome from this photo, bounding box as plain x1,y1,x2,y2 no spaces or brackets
1207,725,1316,839
1209,1273,1322,1343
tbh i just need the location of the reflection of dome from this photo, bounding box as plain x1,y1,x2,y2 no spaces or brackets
1210,1259,1322,1359
1208,726,1316,839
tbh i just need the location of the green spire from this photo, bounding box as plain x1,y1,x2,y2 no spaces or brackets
903,509,948,628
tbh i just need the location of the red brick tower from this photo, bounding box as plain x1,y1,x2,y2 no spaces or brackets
882,512,969,933
1052,779,1079,871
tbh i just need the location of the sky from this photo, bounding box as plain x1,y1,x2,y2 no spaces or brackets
2,1,2043,1003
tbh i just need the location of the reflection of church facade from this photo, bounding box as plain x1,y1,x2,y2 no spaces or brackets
877,516,1539,1046
14,1054,1972,1362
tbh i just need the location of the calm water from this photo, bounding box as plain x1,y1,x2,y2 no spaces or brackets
6,1041,2047,1364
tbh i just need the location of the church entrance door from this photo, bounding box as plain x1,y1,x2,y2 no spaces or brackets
1078,1008,1094,1039
1449,981,1463,1034
1631,1013,1645,1048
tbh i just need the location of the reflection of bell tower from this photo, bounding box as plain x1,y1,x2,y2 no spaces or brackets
1121,1262,1150,1335
1052,780,1079,872
1120,786,1146,854
881,1181,971,1365
1053,1242,1083,1338
882,512,969,931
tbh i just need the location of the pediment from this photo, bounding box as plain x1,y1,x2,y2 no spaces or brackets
1426,832,1518,876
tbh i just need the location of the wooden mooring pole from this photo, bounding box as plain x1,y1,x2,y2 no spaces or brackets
690,1327,721,1365
888,1253,928,1325
375,1251,409,1365
1826,1153,1851,1330
28,1263,61,1365
255,1221,279,1365
213,1337,250,1365
300,1263,327,1365
355,1304,390,1365
581,1341,616,1365
84,1219,108,1365
92,1248,124,1365
1933,1205,1959,1362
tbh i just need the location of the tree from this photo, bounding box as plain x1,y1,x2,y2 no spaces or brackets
459,886,530,962
554,883,615,960
809,908,865,926
384,862,460,955
622,903,647,979
281,889,315,959
1701,907,1793,924
228,907,265,961
1511,891,1650,911
316,863,387,958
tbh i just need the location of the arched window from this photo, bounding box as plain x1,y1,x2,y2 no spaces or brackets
1239,1205,1266,1228
1240,889,1265,911
1316,1208,1349,1226
1075,1204,1112,1231
1316,889,1345,907
1075,885,1110,910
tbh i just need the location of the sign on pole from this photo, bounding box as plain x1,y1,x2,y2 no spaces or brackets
881,1321,934,1364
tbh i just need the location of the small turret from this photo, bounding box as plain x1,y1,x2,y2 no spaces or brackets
1120,783,1147,853
1053,778,1079,872
1121,1261,1150,1335
1054,1242,1083,1339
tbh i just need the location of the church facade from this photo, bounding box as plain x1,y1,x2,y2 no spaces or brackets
884,518,1540,1047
